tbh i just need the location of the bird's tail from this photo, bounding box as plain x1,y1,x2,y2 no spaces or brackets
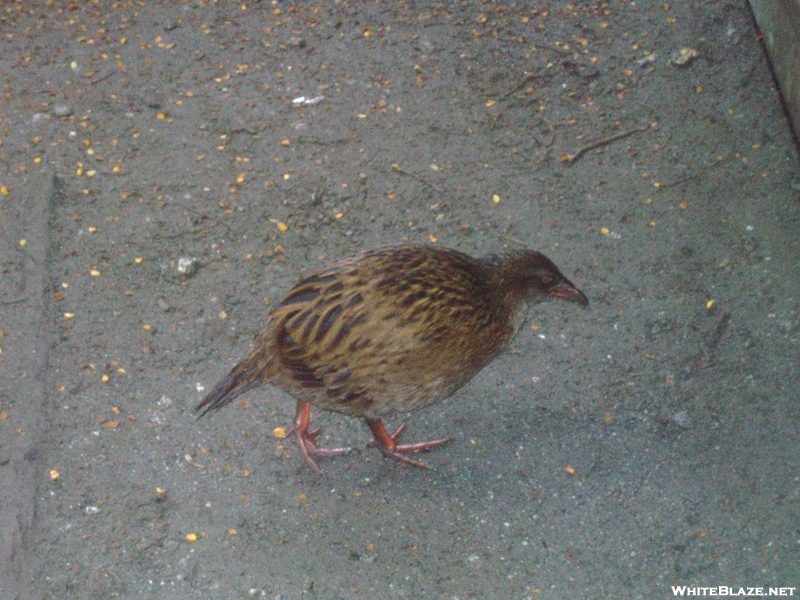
194,359,266,418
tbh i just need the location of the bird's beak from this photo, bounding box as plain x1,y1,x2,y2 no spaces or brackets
549,280,589,308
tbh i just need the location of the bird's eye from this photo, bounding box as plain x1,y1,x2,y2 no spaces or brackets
542,275,553,285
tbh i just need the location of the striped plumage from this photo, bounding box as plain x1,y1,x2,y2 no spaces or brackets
196,245,588,472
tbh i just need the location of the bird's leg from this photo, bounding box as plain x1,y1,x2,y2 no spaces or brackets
288,401,352,473
365,417,451,468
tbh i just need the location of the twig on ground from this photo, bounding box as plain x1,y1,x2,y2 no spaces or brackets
561,125,649,165
659,154,732,189
390,164,443,193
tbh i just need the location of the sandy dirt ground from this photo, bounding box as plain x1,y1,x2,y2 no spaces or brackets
1,1,799,599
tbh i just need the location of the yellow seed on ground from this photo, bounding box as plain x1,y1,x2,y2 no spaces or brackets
706,299,715,309
277,222,288,231
186,533,197,542
272,427,286,439
50,469,60,480
600,227,609,235
492,194,500,203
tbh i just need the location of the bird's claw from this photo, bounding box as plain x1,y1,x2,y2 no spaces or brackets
289,401,351,473
366,419,451,469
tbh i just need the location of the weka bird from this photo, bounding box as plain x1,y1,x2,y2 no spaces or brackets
196,245,588,472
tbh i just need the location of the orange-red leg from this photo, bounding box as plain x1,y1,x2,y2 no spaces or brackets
365,417,451,468
288,401,351,473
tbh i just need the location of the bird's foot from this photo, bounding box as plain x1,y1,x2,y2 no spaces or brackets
365,418,451,468
292,427,352,473
289,401,351,473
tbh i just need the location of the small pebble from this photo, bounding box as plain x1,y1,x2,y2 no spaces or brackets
177,257,198,277
672,410,693,428
670,47,699,67
53,104,73,117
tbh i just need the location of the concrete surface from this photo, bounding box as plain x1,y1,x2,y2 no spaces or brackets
1,2,798,599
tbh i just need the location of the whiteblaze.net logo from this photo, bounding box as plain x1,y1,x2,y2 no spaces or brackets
671,587,796,597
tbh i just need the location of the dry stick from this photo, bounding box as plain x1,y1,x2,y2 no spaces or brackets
659,154,731,189
391,164,443,193
498,70,542,100
538,115,556,148
563,125,649,165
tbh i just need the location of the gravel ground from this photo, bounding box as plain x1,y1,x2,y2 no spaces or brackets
1,1,798,599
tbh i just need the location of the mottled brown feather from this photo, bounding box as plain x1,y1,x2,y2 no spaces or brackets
196,245,588,422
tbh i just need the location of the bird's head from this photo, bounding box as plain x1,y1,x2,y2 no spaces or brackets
491,249,589,308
